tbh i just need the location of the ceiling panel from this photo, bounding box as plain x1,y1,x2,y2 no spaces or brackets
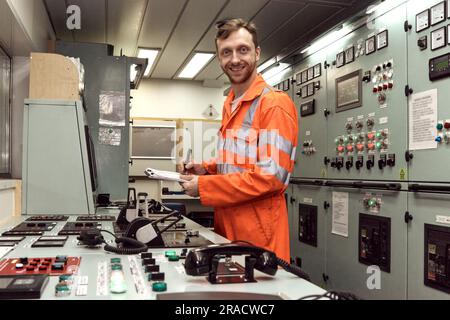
151,0,225,79
107,0,147,56
44,0,74,41
69,0,106,43
138,0,186,49
259,3,340,61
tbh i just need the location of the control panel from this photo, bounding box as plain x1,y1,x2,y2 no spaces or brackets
358,213,391,272
424,223,450,293
298,204,318,247
408,0,450,182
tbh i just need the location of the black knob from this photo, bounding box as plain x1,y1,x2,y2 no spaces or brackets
323,201,330,210
404,211,413,223
378,159,386,170
324,157,331,165
324,109,331,117
355,160,363,170
376,65,381,72
336,161,343,170
387,158,395,167
330,160,336,168
366,159,374,170
405,151,413,162
345,160,353,170
386,62,392,68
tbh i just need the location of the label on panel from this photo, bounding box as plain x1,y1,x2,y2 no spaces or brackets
332,191,348,237
409,89,437,150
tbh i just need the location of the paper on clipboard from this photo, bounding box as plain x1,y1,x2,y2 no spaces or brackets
144,168,188,183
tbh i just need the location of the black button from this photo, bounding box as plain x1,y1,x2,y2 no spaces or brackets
145,265,160,273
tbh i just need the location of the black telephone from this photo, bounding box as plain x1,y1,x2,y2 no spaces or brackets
184,242,310,284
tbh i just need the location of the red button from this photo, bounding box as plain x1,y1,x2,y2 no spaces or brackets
383,84,388,90
356,144,364,151
346,145,354,152
367,143,375,150
337,146,345,153
373,87,378,93
444,122,450,129
367,133,375,140
378,86,383,92
388,82,393,89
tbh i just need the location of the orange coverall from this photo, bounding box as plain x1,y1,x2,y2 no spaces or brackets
198,74,298,262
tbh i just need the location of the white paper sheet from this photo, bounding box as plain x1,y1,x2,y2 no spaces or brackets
409,89,437,150
144,168,188,183
332,191,349,237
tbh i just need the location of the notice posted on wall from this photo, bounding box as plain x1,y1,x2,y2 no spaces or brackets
332,191,349,237
409,89,437,150
99,91,126,127
99,127,121,146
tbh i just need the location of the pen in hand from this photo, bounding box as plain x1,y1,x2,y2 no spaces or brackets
183,148,192,174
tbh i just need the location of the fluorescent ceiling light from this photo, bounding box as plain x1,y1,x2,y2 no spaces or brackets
301,25,350,55
257,57,277,73
137,48,159,77
366,1,385,15
178,52,215,79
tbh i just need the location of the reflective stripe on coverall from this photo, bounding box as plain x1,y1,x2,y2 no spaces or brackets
198,74,298,262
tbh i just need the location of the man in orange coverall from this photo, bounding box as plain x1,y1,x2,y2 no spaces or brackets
180,18,298,262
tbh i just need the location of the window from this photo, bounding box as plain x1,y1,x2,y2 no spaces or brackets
0,47,11,176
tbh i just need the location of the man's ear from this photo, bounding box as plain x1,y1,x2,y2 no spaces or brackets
255,46,261,62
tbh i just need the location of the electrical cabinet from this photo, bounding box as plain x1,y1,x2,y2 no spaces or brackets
288,180,328,287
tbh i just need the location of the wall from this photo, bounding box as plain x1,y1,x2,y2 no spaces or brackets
129,78,225,208
131,78,225,119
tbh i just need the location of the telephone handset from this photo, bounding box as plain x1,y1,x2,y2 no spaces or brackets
184,243,278,277
184,242,310,283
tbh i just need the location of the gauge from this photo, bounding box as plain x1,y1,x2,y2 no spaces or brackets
301,85,308,98
345,46,354,63
431,26,446,50
307,83,314,96
431,1,446,26
336,51,345,68
313,63,321,78
307,67,314,81
365,36,376,55
416,9,430,32
377,30,388,50
301,70,308,83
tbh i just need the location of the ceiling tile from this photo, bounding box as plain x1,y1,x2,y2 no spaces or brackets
107,0,147,56
151,0,225,79
138,0,186,49
69,0,106,43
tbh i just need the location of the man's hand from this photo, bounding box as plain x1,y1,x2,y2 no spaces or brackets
176,161,207,175
180,175,199,197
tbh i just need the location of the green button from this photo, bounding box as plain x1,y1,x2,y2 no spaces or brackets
165,250,176,257
343,137,349,144
168,255,179,262
375,142,382,149
111,264,122,270
111,258,121,264
368,199,377,207
437,123,443,130
334,138,340,145
152,282,167,292
376,132,382,139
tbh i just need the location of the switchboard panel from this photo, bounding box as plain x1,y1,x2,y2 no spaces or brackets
407,185,450,299
324,183,407,299
292,51,328,178
287,181,327,287
359,213,391,272
406,0,450,182
325,4,408,181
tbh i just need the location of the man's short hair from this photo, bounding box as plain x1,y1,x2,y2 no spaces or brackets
215,18,258,48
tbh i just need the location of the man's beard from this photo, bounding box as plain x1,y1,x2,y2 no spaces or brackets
223,61,255,84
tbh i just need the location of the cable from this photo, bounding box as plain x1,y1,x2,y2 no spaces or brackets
298,290,361,300
232,239,311,281
276,257,311,281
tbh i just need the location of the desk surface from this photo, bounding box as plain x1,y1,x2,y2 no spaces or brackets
0,210,325,300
